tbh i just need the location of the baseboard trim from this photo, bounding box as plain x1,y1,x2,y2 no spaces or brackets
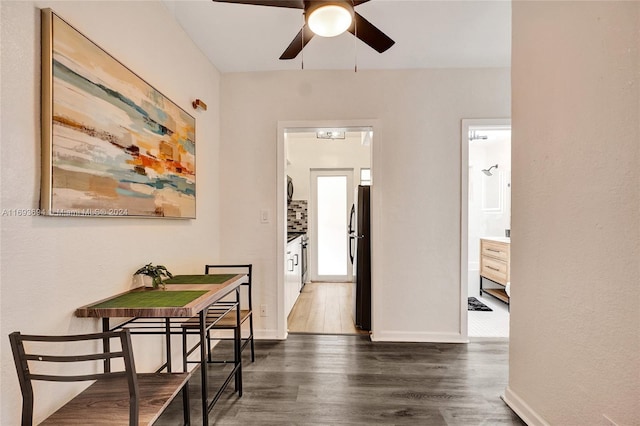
502,386,550,426
371,330,469,343
255,329,283,340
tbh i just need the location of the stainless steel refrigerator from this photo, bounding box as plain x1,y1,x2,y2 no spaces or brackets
349,185,371,331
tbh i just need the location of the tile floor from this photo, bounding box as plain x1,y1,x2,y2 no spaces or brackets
468,291,510,338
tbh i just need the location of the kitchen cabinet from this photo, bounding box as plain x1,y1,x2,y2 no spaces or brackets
285,235,302,317
479,238,510,304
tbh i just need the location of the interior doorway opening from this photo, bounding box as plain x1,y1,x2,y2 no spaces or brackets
461,119,511,339
282,126,372,336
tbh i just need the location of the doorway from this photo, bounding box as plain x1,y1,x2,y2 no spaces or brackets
461,119,511,338
280,124,372,336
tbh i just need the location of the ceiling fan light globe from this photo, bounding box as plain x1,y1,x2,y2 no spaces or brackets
308,5,352,37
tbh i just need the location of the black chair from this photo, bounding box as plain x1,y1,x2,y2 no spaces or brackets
181,264,254,367
9,329,191,426
206,264,255,363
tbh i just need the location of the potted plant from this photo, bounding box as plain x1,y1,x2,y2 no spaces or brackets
133,263,173,289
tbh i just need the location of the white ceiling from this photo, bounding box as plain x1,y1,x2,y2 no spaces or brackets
164,0,512,73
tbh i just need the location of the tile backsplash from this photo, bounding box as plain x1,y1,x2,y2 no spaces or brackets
288,200,308,233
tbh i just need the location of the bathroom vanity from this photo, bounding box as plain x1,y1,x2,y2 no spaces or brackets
480,237,511,304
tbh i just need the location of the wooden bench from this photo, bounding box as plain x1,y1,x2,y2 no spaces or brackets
9,329,191,426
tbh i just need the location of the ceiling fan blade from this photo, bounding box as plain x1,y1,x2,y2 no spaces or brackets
352,0,371,5
348,11,395,53
212,0,304,9
279,25,315,60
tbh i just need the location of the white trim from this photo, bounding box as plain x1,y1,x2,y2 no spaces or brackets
277,124,287,340
277,119,379,340
254,329,284,340
503,386,550,426
460,118,511,341
371,330,469,343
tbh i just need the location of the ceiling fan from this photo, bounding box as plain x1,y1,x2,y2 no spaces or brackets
212,0,395,60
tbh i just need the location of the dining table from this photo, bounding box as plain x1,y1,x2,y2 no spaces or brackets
75,273,246,426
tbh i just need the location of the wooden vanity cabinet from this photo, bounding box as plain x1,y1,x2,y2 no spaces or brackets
479,238,510,304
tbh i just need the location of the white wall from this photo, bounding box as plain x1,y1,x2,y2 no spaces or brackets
507,2,639,425
286,132,371,200
0,1,221,424
219,68,510,341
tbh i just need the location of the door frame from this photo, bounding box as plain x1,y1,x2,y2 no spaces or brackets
460,118,511,340
277,119,378,339
309,168,354,282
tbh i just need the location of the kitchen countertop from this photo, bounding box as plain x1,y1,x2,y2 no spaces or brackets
481,236,511,243
287,233,305,243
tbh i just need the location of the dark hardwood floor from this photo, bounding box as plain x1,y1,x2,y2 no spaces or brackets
157,335,524,425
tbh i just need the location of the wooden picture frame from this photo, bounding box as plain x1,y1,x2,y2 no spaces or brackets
41,9,196,218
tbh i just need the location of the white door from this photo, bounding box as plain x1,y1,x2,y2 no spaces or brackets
310,169,354,282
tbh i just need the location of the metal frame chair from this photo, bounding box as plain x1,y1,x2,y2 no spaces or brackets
9,329,191,426
181,264,255,368
204,264,255,363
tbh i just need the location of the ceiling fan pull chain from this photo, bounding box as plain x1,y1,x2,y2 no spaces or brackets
354,13,358,73
301,19,305,70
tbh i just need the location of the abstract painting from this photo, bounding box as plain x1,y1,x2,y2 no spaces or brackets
41,9,195,218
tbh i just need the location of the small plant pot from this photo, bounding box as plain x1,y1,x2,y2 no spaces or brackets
135,275,164,289
133,264,172,290
139,275,153,288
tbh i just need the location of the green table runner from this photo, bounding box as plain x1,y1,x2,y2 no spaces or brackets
163,274,238,285
90,291,207,309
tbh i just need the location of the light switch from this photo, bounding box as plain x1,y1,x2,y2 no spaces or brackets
296,211,302,220
260,209,269,223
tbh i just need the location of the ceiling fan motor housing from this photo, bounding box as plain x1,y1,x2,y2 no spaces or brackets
305,1,355,38
305,1,355,19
